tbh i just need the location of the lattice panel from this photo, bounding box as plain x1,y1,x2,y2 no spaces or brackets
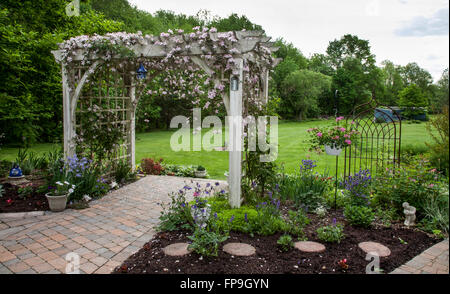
344,103,401,178
74,64,133,166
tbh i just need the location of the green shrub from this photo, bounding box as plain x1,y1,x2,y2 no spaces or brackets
426,107,449,176
215,206,258,233
161,164,197,177
421,187,449,234
374,207,397,227
187,228,229,257
0,160,12,177
372,159,446,217
158,189,193,232
344,205,375,228
286,209,310,239
276,160,331,210
112,159,135,184
277,234,294,252
325,189,347,209
316,222,345,243
401,144,428,158
0,184,4,198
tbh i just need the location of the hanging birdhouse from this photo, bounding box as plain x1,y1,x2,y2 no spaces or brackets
137,63,147,79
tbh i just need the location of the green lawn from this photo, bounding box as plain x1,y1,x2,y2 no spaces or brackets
0,119,434,180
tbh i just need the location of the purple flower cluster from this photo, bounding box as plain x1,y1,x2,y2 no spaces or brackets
299,159,317,172
66,155,91,176
343,169,372,205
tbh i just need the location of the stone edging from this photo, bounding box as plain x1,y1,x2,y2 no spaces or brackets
0,211,45,220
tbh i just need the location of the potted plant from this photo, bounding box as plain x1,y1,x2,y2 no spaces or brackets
195,165,207,178
307,117,359,156
46,181,75,212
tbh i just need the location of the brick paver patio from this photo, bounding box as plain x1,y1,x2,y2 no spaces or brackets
390,239,449,274
0,176,227,274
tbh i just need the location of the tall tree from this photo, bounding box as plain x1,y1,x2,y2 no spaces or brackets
332,58,372,114
326,34,376,70
308,53,334,76
280,70,331,120
432,68,450,112
379,60,404,106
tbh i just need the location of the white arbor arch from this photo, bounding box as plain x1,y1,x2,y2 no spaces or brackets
52,29,279,207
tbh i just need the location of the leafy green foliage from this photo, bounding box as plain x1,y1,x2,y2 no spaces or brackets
421,188,449,234
316,223,345,243
372,158,447,217
280,70,331,120
276,160,331,210
344,205,375,228
187,227,229,257
157,189,193,232
285,210,310,239
426,107,449,176
277,234,294,252
112,159,136,184
398,84,428,118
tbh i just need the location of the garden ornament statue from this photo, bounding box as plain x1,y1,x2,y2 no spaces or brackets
8,164,23,179
402,202,416,227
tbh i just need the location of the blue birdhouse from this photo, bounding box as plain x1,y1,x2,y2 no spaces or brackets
9,164,23,178
137,63,147,79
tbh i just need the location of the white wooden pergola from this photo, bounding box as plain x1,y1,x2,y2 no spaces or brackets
52,30,279,208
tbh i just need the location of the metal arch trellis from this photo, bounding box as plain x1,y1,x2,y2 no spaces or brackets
343,98,402,178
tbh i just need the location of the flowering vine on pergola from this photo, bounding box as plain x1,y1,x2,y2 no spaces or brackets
51,27,280,208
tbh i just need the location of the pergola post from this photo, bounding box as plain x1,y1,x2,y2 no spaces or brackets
228,58,244,208
128,77,136,171
62,64,75,160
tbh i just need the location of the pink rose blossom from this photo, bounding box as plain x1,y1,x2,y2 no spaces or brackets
317,132,322,137
345,139,352,145
336,116,344,122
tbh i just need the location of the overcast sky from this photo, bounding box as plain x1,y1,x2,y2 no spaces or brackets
129,0,449,82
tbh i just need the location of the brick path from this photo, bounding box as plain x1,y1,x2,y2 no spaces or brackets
390,239,449,274
0,176,226,274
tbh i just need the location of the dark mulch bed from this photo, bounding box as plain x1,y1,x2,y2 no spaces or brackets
0,179,49,213
113,209,441,274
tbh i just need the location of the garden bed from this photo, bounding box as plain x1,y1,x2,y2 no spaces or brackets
0,178,49,213
113,209,440,274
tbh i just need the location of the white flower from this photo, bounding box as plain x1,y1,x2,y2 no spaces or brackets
64,181,70,185
56,181,63,186
68,188,74,194
110,181,118,189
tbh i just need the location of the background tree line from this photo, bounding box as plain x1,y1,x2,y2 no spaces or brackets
0,0,448,146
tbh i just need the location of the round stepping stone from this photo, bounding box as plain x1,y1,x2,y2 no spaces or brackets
223,243,256,256
163,243,192,256
358,241,391,257
294,241,326,253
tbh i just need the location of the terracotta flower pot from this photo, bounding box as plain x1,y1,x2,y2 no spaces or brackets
325,145,342,156
45,193,69,212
